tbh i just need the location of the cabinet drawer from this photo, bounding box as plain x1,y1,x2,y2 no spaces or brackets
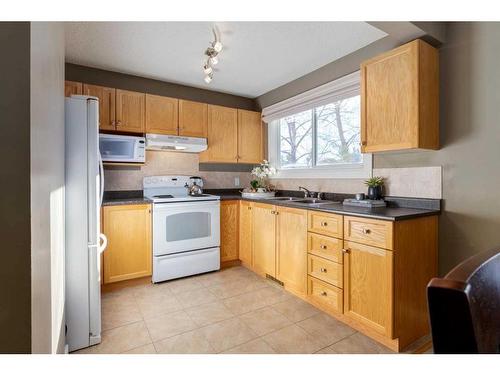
308,232,343,263
307,254,343,288
344,216,393,250
308,211,343,238
308,276,343,314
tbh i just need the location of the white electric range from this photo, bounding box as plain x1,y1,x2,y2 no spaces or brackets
143,175,221,283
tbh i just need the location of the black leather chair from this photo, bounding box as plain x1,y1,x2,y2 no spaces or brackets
427,248,500,353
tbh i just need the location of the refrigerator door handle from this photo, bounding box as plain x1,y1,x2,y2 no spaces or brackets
99,153,104,205
98,233,108,254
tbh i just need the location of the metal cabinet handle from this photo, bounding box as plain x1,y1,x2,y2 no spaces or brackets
320,221,328,227
342,248,350,254
320,267,327,273
362,228,371,234
320,291,328,296
320,245,327,250
248,206,252,210
116,120,122,126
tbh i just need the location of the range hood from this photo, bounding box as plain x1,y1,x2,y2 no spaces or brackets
146,134,207,153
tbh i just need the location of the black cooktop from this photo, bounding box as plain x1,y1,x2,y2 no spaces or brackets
153,194,174,199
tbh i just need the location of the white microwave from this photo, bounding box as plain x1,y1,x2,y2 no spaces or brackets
99,134,146,163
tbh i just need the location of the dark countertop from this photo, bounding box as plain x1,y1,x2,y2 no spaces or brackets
216,194,440,221
102,190,152,206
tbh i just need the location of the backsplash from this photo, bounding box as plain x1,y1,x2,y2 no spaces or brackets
103,151,252,191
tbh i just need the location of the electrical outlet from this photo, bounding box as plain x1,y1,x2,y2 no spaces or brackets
234,176,240,187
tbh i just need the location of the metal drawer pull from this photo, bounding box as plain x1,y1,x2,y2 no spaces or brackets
320,291,328,296
320,221,328,227
362,228,371,234
320,267,327,273
320,245,327,250
342,248,350,254
248,206,252,210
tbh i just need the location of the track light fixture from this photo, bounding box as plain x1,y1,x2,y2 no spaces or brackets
203,28,223,84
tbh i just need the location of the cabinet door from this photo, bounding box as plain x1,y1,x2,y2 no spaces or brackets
115,89,146,133
361,41,418,152
65,80,82,97
179,100,208,137
252,203,276,277
145,94,178,135
102,204,152,284
220,200,239,262
239,201,253,267
343,240,394,338
276,207,307,296
237,109,262,164
83,84,116,131
200,105,238,162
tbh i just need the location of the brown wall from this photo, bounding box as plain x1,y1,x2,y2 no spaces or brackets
0,22,31,353
66,63,258,111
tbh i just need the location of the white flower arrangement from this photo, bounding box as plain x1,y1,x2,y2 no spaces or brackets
251,160,276,180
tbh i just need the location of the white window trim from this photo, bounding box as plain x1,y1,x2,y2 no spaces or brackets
265,71,372,179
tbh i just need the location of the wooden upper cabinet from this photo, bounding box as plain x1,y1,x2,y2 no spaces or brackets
200,105,238,163
343,240,394,338
237,109,263,164
252,203,276,277
361,39,439,152
239,201,253,268
145,94,179,135
179,100,208,138
276,207,308,296
83,84,116,131
115,89,146,133
65,80,82,97
220,200,239,262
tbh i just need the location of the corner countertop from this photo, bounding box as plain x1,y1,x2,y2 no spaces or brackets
102,190,152,206
212,192,440,222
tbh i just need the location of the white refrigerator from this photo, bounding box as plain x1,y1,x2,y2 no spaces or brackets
65,95,107,352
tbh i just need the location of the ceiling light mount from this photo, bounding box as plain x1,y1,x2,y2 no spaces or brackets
203,28,223,84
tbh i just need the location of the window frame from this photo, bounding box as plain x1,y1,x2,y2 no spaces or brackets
267,73,372,179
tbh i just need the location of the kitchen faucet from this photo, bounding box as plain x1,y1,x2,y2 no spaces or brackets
299,186,314,198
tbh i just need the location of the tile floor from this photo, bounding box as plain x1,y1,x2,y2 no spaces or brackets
74,266,401,354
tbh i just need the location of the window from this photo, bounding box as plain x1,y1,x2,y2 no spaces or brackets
265,72,371,179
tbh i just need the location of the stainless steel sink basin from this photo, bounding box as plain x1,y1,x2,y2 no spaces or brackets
269,196,301,201
293,198,340,205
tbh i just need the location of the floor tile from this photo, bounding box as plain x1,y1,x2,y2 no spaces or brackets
198,317,257,353
135,291,182,320
261,324,324,354
101,293,142,331
222,338,276,354
240,307,292,336
208,278,268,299
122,343,157,354
144,310,198,342
154,329,216,354
222,289,269,315
252,285,293,305
272,297,321,322
176,287,218,309
185,301,235,327
318,332,395,354
167,277,205,295
76,321,152,354
297,312,356,347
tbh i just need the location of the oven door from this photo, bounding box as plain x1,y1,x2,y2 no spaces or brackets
153,201,220,256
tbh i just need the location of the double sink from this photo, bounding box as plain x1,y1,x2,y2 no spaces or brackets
266,196,341,207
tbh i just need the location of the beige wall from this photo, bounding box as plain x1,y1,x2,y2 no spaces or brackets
374,22,500,273
104,151,252,191
30,22,66,354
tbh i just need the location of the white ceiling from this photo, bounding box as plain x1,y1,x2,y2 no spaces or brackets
65,22,387,98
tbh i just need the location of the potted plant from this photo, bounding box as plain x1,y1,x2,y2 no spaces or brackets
250,160,276,192
364,176,384,200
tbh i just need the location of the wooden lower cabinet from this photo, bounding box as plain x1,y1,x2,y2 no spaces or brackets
102,204,152,284
252,203,276,277
238,201,253,267
343,241,394,338
308,276,343,314
276,206,307,296
220,200,239,262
